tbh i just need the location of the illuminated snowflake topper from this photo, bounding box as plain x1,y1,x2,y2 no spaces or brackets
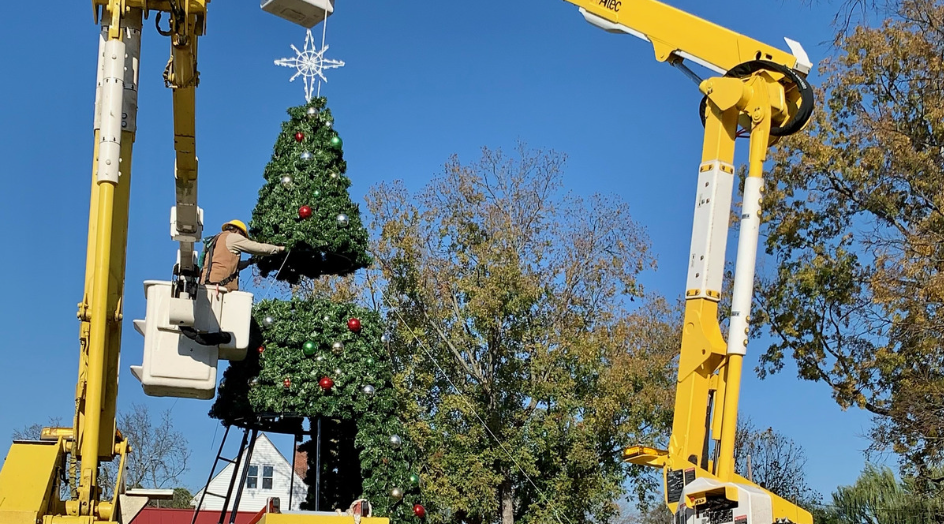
275,29,345,102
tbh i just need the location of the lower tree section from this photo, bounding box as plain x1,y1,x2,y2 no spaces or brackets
300,417,364,512
209,296,426,522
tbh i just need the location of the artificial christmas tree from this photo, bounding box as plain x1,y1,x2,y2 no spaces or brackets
210,297,422,520
248,97,371,284
209,98,425,522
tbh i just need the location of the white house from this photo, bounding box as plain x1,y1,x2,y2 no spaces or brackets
191,433,308,512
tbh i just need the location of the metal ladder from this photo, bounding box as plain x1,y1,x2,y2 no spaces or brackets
190,425,259,524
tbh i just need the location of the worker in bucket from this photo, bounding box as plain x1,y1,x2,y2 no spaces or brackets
200,219,285,292
180,220,284,347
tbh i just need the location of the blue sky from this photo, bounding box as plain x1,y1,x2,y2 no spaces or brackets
0,0,877,504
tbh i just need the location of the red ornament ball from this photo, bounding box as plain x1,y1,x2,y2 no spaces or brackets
298,205,312,219
283,378,291,388
347,317,362,333
294,132,304,142
319,377,334,390
257,345,265,354
413,504,426,519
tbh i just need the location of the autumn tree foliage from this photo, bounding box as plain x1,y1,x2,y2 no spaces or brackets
365,145,679,524
758,0,944,481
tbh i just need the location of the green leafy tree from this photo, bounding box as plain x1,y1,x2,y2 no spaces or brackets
366,145,679,524
817,465,944,523
248,97,370,283
149,487,194,509
757,0,944,481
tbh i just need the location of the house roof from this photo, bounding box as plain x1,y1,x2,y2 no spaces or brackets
132,507,258,524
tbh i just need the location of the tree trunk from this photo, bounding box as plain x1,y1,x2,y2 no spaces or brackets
500,478,514,524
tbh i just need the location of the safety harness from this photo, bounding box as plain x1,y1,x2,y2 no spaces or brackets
200,232,240,287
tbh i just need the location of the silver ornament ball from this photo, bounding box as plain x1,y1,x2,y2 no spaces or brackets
332,341,344,354
306,106,319,117
280,175,293,188
337,214,349,227
389,434,402,449
334,368,342,376
300,151,312,161
263,316,275,327
324,120,333,129
381,334,390,344
323,315,331,322
362,385,375,396
391,488,403,500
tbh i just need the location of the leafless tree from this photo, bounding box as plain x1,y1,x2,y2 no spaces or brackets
11,417,63,440
733,417,818,506
118,403,191,490
619,503,673,524
14,405,191,500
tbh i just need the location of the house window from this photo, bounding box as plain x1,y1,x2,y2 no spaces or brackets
262,465,274,489
246,465,258,489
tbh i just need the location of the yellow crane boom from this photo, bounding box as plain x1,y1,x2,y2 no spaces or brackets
0,1,815,523
583,5,814,523
577,1,810,75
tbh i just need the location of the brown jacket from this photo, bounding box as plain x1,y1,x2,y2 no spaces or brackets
201,231,282,291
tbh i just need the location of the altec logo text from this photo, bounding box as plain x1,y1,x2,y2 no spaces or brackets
600,0,621,11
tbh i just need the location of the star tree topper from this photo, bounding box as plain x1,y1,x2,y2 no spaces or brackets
275,29,345,101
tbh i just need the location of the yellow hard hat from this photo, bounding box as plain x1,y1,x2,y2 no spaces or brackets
222,219,248,236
